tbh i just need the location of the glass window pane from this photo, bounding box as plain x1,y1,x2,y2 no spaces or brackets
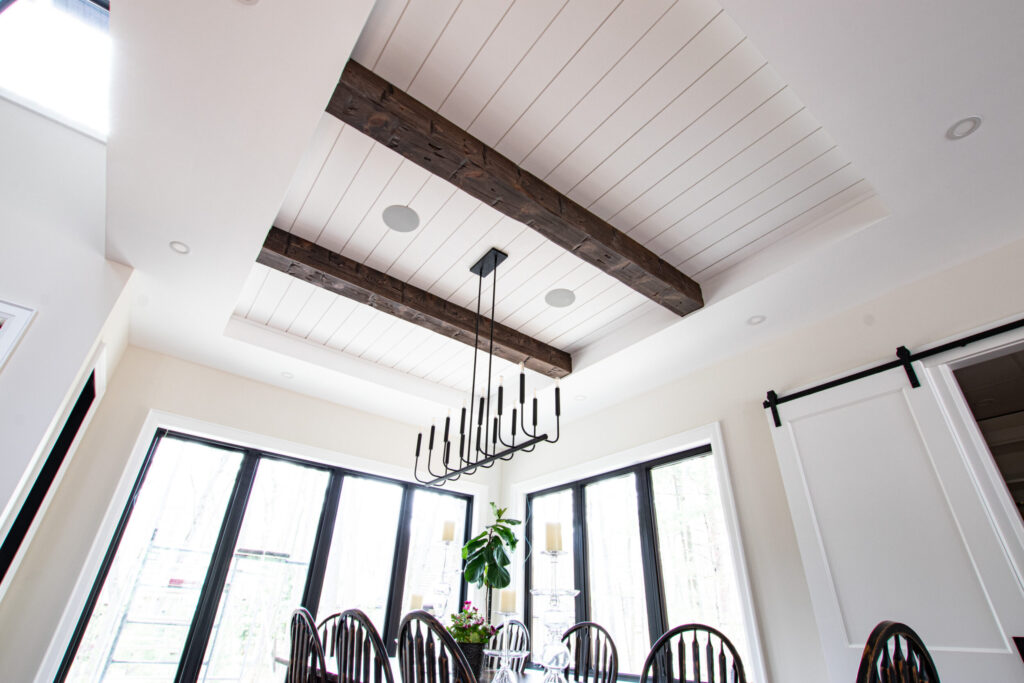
527,489,574,665
0,0,111,136
651,455,753,678
402,489,468,620
199,458,330,682
65,437,243,682
317,477,404,633
585,474,649,674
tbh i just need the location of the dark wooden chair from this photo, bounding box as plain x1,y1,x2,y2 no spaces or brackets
561,622,618,683
398,609,476,683
640,624,745,683
485,619,530,673
856,621,941,683
288,607,328,683
331,609,395,683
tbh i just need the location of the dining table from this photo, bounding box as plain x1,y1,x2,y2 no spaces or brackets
273,654,548,683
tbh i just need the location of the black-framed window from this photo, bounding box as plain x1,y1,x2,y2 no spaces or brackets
56,429,472,682
525,445,754,677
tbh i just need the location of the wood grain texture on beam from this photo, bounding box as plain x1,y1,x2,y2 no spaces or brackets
259,227,572,378
325,59,704,317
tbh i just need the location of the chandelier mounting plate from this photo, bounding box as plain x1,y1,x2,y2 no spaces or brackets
469,248,508,277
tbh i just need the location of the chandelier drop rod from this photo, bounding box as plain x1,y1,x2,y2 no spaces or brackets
413,248,562,487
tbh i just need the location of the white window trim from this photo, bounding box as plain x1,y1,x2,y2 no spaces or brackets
508,421,767,683
35,408,489,683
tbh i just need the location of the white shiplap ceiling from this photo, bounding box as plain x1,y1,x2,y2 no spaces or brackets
234,0,879,392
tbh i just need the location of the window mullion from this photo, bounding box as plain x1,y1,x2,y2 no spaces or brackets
572,483,589,623
381,484,415,656
635,466,667,646
459,494,473,607
175,452,260,683
300,470,344,618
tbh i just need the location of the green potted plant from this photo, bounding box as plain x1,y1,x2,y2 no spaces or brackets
446,601,497,676
461,502,521,619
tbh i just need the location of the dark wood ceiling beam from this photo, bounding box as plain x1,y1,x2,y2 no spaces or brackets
325,59,704,318
258,227,572,378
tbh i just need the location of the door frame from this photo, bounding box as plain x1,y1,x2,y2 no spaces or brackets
915,330,1024,593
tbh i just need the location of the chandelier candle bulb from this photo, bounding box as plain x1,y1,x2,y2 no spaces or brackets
545,522,563,552
500,589,517,613
442,520,456,542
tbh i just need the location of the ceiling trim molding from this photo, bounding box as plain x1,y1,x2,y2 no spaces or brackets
258,227,572,378
325,59,704,318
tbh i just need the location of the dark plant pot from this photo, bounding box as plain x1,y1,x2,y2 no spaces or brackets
457,641,486,677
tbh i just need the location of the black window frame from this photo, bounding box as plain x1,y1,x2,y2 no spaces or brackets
55,428,473,681
523,443,713,679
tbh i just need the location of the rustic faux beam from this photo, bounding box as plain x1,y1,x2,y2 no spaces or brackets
258,227,572,378
325,60,704,317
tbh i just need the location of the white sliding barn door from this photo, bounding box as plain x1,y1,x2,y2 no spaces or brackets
768,366,1024,682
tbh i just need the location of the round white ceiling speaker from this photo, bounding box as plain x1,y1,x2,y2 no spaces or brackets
545,288,576,308
169,240,191,254
382,205,421,233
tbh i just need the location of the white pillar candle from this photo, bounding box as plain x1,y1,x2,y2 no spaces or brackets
442,520,456,542
500,589,517,613
410,594,423,610
545,522,562,552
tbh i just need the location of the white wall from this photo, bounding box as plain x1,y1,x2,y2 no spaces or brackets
0,98,131,536
0,346,500,683
502,234,1024,683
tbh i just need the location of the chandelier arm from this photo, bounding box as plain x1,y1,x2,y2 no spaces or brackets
544,414,561,444
519,408,539,439
420,435,548,486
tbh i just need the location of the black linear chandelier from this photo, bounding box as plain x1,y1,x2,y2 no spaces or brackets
414,248,561,487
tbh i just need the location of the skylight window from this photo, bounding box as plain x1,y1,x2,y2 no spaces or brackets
0,0,111,138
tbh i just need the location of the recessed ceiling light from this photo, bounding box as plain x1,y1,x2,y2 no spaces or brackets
545,288,576,308
236,0,260,5
169,240,190,254
946,116,982,141
281,371,294,379
382,204,420,233
747,314,766,326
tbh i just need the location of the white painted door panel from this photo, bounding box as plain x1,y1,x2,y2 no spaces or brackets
769,367,1024,682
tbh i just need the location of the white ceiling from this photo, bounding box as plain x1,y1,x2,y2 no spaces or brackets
233,0,879,393
106,0,1024,428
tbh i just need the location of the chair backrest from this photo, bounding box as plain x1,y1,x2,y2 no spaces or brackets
398,610,477,683
485,619,530,673
856,621,941,683
288,607,328,683
332,609,395,683
319,612,343,662
561,622,618,683
640,624,746,683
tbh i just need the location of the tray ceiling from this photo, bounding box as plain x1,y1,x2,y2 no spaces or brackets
234,0,879,393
